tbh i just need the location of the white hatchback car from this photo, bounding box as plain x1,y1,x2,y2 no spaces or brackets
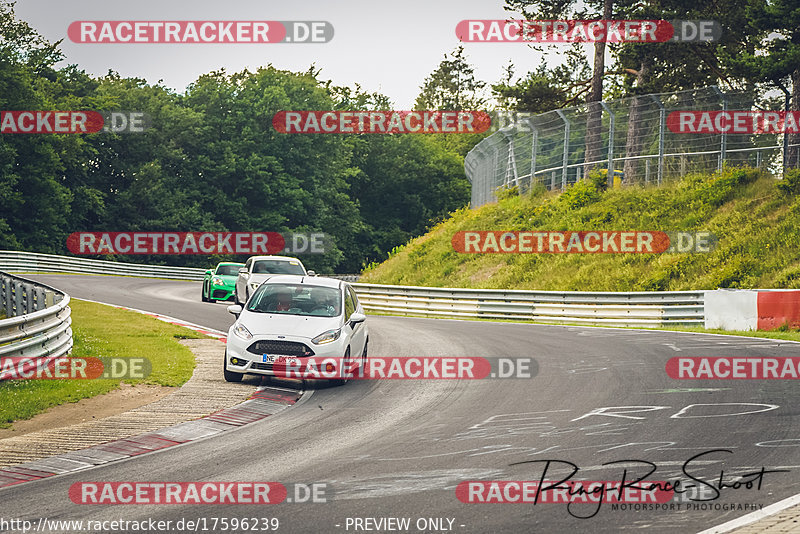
234,256,312,306
224,275,368,385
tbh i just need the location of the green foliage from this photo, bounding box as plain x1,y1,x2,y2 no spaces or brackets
496,186,519,201
0,5,473,273
587,169,609,192
777,169,800,196
559,179,601,209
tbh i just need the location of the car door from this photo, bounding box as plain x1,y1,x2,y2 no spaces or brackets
345,284,367,358
236,257,252,300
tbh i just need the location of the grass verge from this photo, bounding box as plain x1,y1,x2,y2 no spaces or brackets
0,299,205,429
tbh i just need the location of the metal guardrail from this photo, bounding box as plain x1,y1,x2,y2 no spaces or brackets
0,251,362,282
0,251,206,280
0,272,73,373
0,250,698,328
352,282,704,327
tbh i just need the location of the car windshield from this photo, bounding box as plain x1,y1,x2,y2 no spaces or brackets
215,264,241,276
251,260,305,275
247,284,341,317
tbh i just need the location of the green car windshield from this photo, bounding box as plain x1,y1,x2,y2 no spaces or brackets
247,284,341,317
215,264,242,276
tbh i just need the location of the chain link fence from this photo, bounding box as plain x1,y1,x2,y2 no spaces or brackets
465,86,797,207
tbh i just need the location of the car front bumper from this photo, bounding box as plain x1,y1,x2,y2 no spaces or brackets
225,331,350,379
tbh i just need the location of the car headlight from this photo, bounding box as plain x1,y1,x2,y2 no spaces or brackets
213,277,224,286
233,323,253,340
311,328,341,345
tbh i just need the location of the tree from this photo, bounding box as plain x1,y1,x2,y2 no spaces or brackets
728,0,800,168
504,0,614,177
414,46,486,110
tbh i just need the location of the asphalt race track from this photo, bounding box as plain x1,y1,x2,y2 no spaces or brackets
5,273,800,533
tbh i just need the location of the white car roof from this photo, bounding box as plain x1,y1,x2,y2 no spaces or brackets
263,275,342,288
249,256,304,263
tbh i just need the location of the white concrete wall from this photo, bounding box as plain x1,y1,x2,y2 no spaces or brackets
704,289,758,331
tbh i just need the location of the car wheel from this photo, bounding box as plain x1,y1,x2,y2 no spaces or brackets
332,348,351,386
201,281,209,302
223,352,243,383
358,340,368,378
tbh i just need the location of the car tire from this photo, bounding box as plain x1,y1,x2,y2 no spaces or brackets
202,282,209,302
332,348,351,386
358,340,368,378
234,288,241,306
223,352,243,383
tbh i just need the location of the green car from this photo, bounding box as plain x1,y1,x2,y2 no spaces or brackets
202,262,245,302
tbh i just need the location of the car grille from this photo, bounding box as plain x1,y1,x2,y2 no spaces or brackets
212,289,230,299
246,340,315,357
250,362,273,371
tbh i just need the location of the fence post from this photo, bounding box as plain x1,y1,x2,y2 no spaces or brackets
556,109,570,190
650,95,665,185
711,86,727,170
776,81,791,175
502,130,519,189
600,101,615,188
527,119,538,191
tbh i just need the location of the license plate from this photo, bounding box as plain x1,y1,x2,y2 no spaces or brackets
263,354,297,365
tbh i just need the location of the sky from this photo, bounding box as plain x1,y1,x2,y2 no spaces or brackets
15,0,580,108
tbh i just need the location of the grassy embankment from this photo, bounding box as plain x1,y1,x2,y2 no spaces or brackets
0,299,204,428
362,167,800,291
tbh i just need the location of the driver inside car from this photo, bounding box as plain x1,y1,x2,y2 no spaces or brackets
267,288,293,312
310,288,336,316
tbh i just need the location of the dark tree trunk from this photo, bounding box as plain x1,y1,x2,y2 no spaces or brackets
623,57,652,184
583,0,613,179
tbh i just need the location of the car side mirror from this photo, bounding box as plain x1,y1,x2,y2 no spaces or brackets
238,268,248,275
227,304,243,317
307,270,316,276
205,269,213,275
349,312,366,326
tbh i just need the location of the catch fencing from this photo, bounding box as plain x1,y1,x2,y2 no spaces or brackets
466,86,796,207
